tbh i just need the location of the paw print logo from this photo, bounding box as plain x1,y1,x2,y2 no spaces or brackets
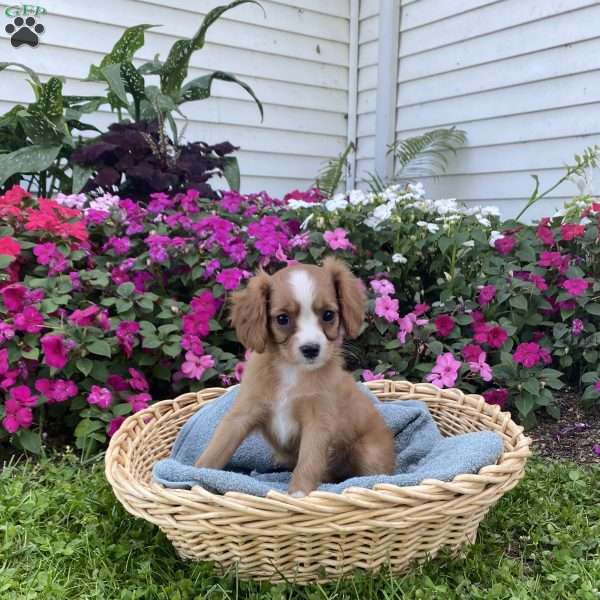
5,16,44,48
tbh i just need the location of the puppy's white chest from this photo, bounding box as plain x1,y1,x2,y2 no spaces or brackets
272,370,299,446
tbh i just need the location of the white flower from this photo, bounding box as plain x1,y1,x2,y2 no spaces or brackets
476,215,491,227
287,199,315,210
348,190,367,205
480,205,500,217
325,194,348,212
568,166,593,196
407,182,425,198
417,220,439,233
462,240,475,248
54,192,87,210
433,198,460,215
392,253,407,263
489,231,504,247
89,193,120,213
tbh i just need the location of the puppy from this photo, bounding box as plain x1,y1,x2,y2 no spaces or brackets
194,257,395,496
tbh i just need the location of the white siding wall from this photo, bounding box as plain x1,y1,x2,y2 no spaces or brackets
0,0,350,197
355,0,378,182
393,0,600,219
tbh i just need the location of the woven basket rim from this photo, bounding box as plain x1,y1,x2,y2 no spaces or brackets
105,380,532,511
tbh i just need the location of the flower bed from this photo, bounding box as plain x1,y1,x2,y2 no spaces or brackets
0,182,599,452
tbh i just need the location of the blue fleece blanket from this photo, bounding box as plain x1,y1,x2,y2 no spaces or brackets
152,384,504,497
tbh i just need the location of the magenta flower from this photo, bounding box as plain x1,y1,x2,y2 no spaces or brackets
494,236,515,255
512,342,550,368
0,284,27,312
370,279,395,296
0,322,15,342
362,369,383,382
107,374,129,392
116,321,139,358
108,416,125,437
203,259,221,278
414,303,430,316
41,334,70,369
538,251,570,273
434,314,455,337
69,305,99,327
87,385,112,409
9,385,38,407
478,285,496,306
374,296,399,322
536,223,555,246
2,399,32,433
593,444,600,457
483,388,509,408
128,392,151,413
35,379,77,404
462,344,484,363
560,223,585,241
181,352,215,380
562,278,589,296
426,353,461,388
289,232,311,249
571,319,584,336
13,306,44,333
219,191,243,213
128,368,149,392
397,312,427,343
595,381,600,393
216,267,245,291
33,242,58,265
468,351,493,382
487,325,508,349
108,236,131,255
323,228,355,251
0,348,8,375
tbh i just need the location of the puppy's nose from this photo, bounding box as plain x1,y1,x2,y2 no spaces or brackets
300,344,320,360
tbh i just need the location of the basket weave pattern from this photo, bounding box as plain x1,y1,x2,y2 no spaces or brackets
105,380,531,583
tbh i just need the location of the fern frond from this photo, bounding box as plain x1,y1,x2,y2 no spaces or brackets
314,142,354,196
364,171,386,193
390,127,466,179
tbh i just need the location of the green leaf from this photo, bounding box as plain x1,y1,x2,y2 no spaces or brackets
522,379,539,396
0,145,61,186
116,299,133,313
21,348,39,360
17,430,41,454
515,394,535,418
222,156,240,191
585,302,600,316
509,295,528,311
100,24,157,66
117,282,135,297
76,358,94,376
87,340,112,358
427,341,444,355
454,313,473,326
0,62,41,85
0,255,15,269
179,70,263,119
119,61,146,110
100,63,129,105
163,344,182,358
38,77,64,119
161,1,262,95
72,164,93,193
74,418,103,439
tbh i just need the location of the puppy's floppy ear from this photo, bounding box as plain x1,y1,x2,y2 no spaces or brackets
230,269,271,353
323,256,366,339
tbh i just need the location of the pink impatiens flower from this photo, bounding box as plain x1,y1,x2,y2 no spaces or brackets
562,278,589,297
41,334,71,369
560,223,584,241
426,353,461,388
571,319,584,336
108,416,125,437
370,279,395,296
397,312,428,343
181,353,215,380
87,386,112,409
513,342,551,368
323,228,355,251
468,351,493,382
494,236,515,255
434,314,455,337
374,296,399,322
128,368,149,392
128,393,151,413
362,369,383,382
0,284,27,312
477,285,496,306
9,385,38,407
538,251,570,273
216,267,246,291
462,344,484,363
35,379,77,403
13,306,44,333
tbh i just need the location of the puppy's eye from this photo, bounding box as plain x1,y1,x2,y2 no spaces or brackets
276,314,289,326
322,310,335,322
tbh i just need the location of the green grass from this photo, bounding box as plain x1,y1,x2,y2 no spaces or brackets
0,454,598,600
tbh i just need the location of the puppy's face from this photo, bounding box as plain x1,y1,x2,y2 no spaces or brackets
230,258,366,369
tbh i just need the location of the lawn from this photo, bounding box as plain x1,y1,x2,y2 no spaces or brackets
0,454,598,600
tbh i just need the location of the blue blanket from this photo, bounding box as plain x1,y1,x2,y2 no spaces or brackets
153,384,503,497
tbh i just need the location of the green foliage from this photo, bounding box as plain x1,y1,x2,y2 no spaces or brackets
314,142,354,196
0,455,597,599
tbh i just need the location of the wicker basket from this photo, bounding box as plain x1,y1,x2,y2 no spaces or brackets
105,380,531,583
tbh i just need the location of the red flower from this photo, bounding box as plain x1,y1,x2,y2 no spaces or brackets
41,334,71,369
0,236,20,257
536,223,555,245
434,315,455,337
560,223,585,241
462,344,484,362
487,326,508,348
0,284,27,312
483,388,509,407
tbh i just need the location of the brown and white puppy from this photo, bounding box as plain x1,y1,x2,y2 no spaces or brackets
194,257,395,496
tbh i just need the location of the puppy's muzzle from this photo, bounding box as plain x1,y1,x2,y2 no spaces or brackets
299,344,320,360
